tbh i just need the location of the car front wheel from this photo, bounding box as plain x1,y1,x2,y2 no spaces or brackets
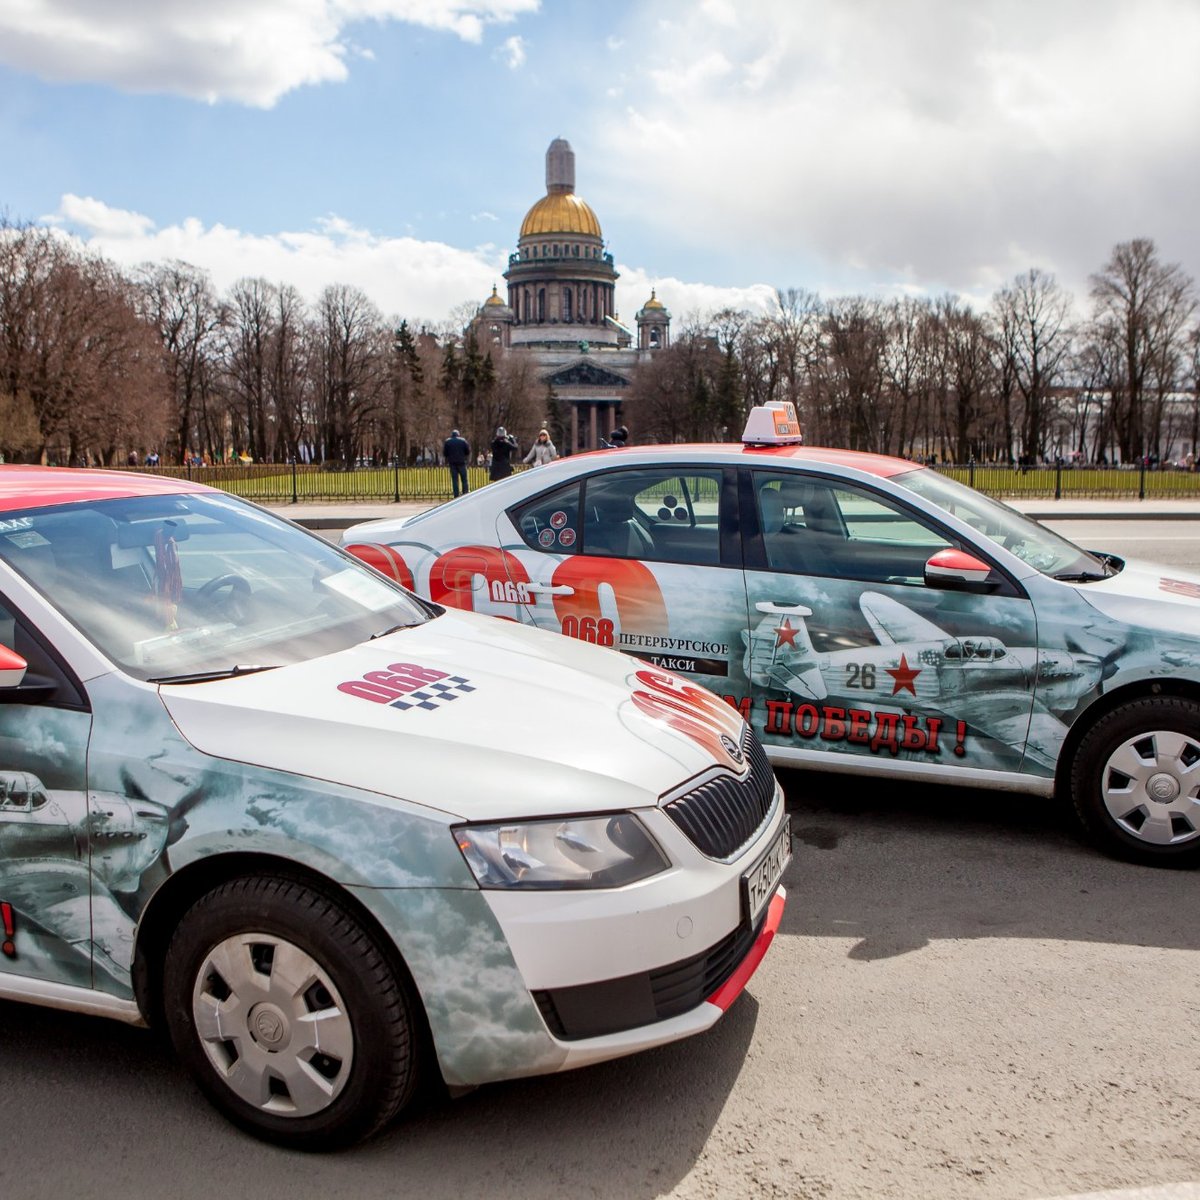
163,875,418,1148
1070,696,1200,866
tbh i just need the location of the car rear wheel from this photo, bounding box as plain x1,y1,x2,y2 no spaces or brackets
1070,696,1200,866
163,875,418,1148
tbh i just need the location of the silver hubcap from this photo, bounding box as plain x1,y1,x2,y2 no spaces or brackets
192,933,354,1117
1101,729,1200,845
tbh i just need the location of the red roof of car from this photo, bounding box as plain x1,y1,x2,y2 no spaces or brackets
0,465,211,514
577,442,916,479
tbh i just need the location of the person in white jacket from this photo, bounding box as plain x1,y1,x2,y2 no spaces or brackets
523,429,558,467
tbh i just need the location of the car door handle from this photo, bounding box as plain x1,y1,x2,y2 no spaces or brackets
756,601,813,616
526,584,575,596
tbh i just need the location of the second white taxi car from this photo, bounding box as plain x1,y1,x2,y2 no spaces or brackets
0,465,788,1148
345,403,1200,868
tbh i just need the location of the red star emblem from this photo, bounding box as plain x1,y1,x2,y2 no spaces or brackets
774,619,800,648
886,654,921,696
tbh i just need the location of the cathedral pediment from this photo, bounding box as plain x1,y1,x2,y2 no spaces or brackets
544,360,631,388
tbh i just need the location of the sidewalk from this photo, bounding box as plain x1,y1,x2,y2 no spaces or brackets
263,496,1200,533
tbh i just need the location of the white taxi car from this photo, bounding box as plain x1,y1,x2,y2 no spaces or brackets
0,465,788,1148
344,403,1200,868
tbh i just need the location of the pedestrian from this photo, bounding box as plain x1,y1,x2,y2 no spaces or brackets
608,424,629,449
490,426,519,481
443,428,471,497
523,429,557,467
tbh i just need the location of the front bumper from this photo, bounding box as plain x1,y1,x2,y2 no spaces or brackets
540,887,785,1071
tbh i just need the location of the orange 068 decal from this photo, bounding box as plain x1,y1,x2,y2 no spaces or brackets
429,546,531,612
551,557,669,647
346,542,415,591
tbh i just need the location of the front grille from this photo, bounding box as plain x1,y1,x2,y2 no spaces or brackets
533,914,763,1041
664,725,775,858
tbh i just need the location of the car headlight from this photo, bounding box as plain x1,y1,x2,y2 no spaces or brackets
454,813,670,890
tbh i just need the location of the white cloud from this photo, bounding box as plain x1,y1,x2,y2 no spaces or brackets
47,194,157,239
615,267,777,324
42,193,781,329
48,195,504,326
0,0,540,107
594,0,1200,298
499,34,526,69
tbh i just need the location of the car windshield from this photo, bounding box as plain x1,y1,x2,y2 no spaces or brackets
0,492,432,682
891,467,1110,578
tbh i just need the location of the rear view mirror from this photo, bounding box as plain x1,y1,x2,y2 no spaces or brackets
0,644,28,689
925,548,998,593
117,520,190,549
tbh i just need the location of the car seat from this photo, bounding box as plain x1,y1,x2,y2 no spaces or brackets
584,492,655,558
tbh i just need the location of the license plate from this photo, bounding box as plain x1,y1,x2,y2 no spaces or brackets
742,816,791,926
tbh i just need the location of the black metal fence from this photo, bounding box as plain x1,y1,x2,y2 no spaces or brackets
944,460,1199,501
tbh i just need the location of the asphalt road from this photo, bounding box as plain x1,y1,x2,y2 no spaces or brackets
1046,518,1200,570
1,775,1196,1200
1,515,1197,1200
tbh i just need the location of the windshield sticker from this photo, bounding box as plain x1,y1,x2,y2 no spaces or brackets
0,517,34,533
558,528,576,547
538,529,556,548
320,567,399,611
550,511,568,529
4,529,49,550
338,661,476,711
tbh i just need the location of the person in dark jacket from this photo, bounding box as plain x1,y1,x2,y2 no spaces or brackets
443,429,471,497
489,426,519,481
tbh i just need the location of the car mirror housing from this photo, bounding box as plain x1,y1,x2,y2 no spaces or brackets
0,644,28,689
925,548,999,593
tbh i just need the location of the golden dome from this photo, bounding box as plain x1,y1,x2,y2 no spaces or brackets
483,285,506,307
519,192,602,239
642,289,665,310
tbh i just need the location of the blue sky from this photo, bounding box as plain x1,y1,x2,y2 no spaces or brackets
3,0,1199,328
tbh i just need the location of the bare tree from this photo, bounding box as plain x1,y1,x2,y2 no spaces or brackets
937,295,994,463
1089,238,1196,463
312,284,388,465
223,277,276,461
818,297,886,451
135,260,221,464
992,269,1074,463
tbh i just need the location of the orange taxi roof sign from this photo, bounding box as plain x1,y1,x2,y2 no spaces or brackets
741,402,804,446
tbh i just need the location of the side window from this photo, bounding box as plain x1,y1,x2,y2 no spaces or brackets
753,472,955,585
511,482,582,553
582,469,723,565
832,488,949,548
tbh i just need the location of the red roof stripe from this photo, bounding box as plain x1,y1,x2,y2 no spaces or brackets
0,466,210,513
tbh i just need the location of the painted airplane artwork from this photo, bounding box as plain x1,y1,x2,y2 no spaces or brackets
740,591,1114,774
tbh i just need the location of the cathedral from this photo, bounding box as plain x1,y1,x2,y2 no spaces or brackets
474,138,670,453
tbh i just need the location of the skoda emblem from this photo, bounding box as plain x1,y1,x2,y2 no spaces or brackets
720,733,744,765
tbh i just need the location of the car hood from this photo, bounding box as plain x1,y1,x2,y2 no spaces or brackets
158,609,740,822
1071,558,1200,631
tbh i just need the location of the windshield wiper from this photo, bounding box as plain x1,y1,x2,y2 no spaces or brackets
369,622,418,640
1053,570,1111,583
149,664,280,685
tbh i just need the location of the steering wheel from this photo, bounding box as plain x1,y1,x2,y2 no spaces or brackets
196,573,252,622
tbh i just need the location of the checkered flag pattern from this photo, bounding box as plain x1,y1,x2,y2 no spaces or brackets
389,675,476,711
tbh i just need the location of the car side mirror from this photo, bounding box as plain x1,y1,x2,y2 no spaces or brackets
925,548,999,593
0,645,28,689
